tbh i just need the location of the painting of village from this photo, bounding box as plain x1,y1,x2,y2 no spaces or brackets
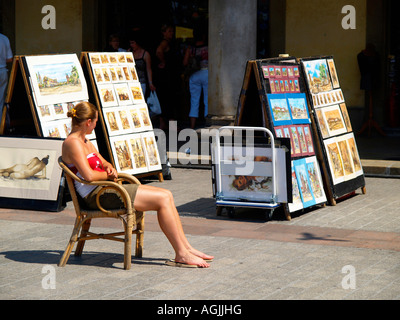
25,54,88,106
34,63,82,96
302,59,333,94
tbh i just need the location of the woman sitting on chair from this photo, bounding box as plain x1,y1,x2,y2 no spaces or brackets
62,102,213,268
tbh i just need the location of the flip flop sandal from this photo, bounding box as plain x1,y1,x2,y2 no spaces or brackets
165,259,200,268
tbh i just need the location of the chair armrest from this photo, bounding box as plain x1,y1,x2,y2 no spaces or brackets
117,172,141,185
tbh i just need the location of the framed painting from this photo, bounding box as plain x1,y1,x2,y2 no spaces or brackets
114,83,133,105
104,106,135,136
25,54,88,106
339,103,352,132
128,134,149,174
293,158,316,208
0,136,64,210
305,156,326,204
267,94,292,126
97,84,118,107
288,163,303,212
141,131,162,172
218,145,289,203
301,58,333,94
287,93,310,124
109,136,134,173
320,104,348,137
128,83,145,104
327,58,340,89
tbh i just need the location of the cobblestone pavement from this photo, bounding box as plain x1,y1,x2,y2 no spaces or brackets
0,168,399,301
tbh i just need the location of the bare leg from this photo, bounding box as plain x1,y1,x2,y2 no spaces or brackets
167,192,214,261
133,185,211,267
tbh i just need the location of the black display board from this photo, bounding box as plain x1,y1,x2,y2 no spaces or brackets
236,57,328,219
299,56,366,203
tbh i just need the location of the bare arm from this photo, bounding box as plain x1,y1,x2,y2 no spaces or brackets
144,51,156,91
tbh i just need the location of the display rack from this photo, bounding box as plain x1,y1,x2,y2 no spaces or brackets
80,52,163,181
236,58,328,220
299,56,366,204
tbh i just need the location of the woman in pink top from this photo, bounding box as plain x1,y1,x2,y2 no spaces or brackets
62,102,212,268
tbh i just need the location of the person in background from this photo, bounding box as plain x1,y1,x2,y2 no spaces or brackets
128,32,156,97
183,28,208,129
154,24,182,131
62,101,213,268
104,34,127,52
0,33,13,113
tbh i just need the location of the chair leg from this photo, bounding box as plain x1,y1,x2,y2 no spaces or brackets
75,219,92,257
124,214,134,270
58,218,81,267
135,212,144,258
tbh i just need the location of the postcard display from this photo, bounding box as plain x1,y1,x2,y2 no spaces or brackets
236,58,328,219
300,56,366,203
82,52,162,177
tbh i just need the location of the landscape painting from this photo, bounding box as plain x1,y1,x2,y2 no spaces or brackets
25,54,88,106
302,59,333,94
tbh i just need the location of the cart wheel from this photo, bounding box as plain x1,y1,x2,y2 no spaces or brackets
216,207,223,216
264,209,274,221
227,207,235,218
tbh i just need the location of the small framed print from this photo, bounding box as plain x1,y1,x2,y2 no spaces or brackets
339,103,352,132
108,53,118,64
125,52,135,64
327,58,340,89
110,136,134,173
126,105,144,131
137,104,152,130
129,65,139,82
128,134,149,174
289,126,302,157
100,54,110,64
293,158,316,208
287,93,310,124
288,162,303,212
108,67,118,82
128,83,145,104
97,84,118,107
305,156,326,204
52,103,68,120
141,131,162,172
121,65,133,81
36,104,54,122
100,67,112,83
42,121,63,138
321,104,347,137
114,66,126,82
117,52,127,64
268,94,291,126
114,83,133,105
262,65,269,78
90,54,101,65
93,67,105,84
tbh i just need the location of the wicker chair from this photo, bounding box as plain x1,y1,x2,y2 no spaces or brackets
58,156,144,270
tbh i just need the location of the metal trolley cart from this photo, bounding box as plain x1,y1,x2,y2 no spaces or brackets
211,126,290,220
